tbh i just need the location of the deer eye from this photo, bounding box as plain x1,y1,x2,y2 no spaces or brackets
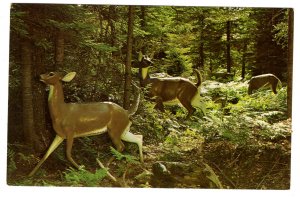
49,72,55,77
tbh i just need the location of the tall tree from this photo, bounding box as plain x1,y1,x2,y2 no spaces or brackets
252,8,287,77
123,6,135,109
21,38,36,151
197,12,205,70
55,29,65,70
226,20,232,73
287,9,293,118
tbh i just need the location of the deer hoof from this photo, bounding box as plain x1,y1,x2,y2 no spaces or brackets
78,165,86,170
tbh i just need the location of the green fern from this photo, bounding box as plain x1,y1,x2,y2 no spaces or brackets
64,167,107,186
7,148,17,173
110,147,139,164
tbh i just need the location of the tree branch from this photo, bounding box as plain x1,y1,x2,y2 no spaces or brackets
96,158,117,182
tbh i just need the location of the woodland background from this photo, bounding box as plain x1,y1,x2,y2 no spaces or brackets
7,4,293,188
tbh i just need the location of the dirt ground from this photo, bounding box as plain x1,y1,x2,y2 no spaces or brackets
7,132,291,189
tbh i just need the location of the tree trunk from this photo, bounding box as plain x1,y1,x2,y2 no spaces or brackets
55,29,64,70
226,20,231,73
32,46,50,152
140,6,146,54
21,39,36,151
199,43,204,70
109,5,116,47
241,41,247,79
287,9,293,118
123,6,135,110
198,14,205,70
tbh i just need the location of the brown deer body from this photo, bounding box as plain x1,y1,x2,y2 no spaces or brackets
248,73,282,95
29,72,143,176
136,56,202,119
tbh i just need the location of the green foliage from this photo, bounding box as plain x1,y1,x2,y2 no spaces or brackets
110,147,139,164
167,128,204,148
7,148,17,174
199,80,289,145
64,168,107,186
272,10,289,49
83,40,118,53
230,87,287,115
163,128,204,161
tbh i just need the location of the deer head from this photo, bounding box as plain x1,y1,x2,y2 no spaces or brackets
29,72,143,176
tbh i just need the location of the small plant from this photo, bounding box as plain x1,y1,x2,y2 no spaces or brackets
110,147,139,164
64,167,107,186
7,148,17,174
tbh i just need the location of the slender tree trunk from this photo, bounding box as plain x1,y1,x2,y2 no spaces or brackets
96,7,104,76
32,46,49,152
198,14,205,70
140,6,146,54
123,6,135,109
199,43,204,70
55,29,64,70
21,39,35,151
226,20,231,73
109,5,116,47
287,9,293,118
241,41,247,80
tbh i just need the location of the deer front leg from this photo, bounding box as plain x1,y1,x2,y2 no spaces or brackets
66,135,81,169
154,97,165,112
28,135,64,176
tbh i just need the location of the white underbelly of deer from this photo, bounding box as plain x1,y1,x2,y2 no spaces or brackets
74,126,108,138
163,98,181,106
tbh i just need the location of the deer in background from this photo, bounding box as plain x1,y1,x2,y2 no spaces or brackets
248,73,282,95
133,55,203,119
28,72,143,176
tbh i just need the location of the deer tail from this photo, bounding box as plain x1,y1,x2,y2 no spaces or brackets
193,69,202,88
128,82,141,117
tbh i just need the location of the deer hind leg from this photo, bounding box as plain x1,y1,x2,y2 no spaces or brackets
178,96,196,119
28,135,64,176
106,135,126,166
121,131,144,163
271,81,278,94
111,136,125,153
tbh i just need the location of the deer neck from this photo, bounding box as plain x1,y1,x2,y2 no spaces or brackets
140,67,151,87
48,82,66,119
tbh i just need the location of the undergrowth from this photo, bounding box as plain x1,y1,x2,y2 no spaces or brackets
7,80,290,188
64,168,107,186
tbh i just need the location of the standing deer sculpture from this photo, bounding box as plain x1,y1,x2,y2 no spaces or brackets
133,55,203,119
28,71,143,176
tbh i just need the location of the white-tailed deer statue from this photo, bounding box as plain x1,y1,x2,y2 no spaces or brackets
28,72,143,176
133,55,203,119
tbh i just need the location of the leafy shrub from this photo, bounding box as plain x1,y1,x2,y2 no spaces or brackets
64,167,107,186
7,148,17,174
163,128,204,159
110,147,139,164
229,87,287,116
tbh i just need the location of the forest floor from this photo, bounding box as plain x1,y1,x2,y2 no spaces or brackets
7,80,291,189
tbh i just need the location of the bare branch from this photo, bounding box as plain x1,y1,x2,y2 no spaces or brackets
96,158,117,182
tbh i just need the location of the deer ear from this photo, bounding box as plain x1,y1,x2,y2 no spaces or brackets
62,72,76,82
138,51,143,62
